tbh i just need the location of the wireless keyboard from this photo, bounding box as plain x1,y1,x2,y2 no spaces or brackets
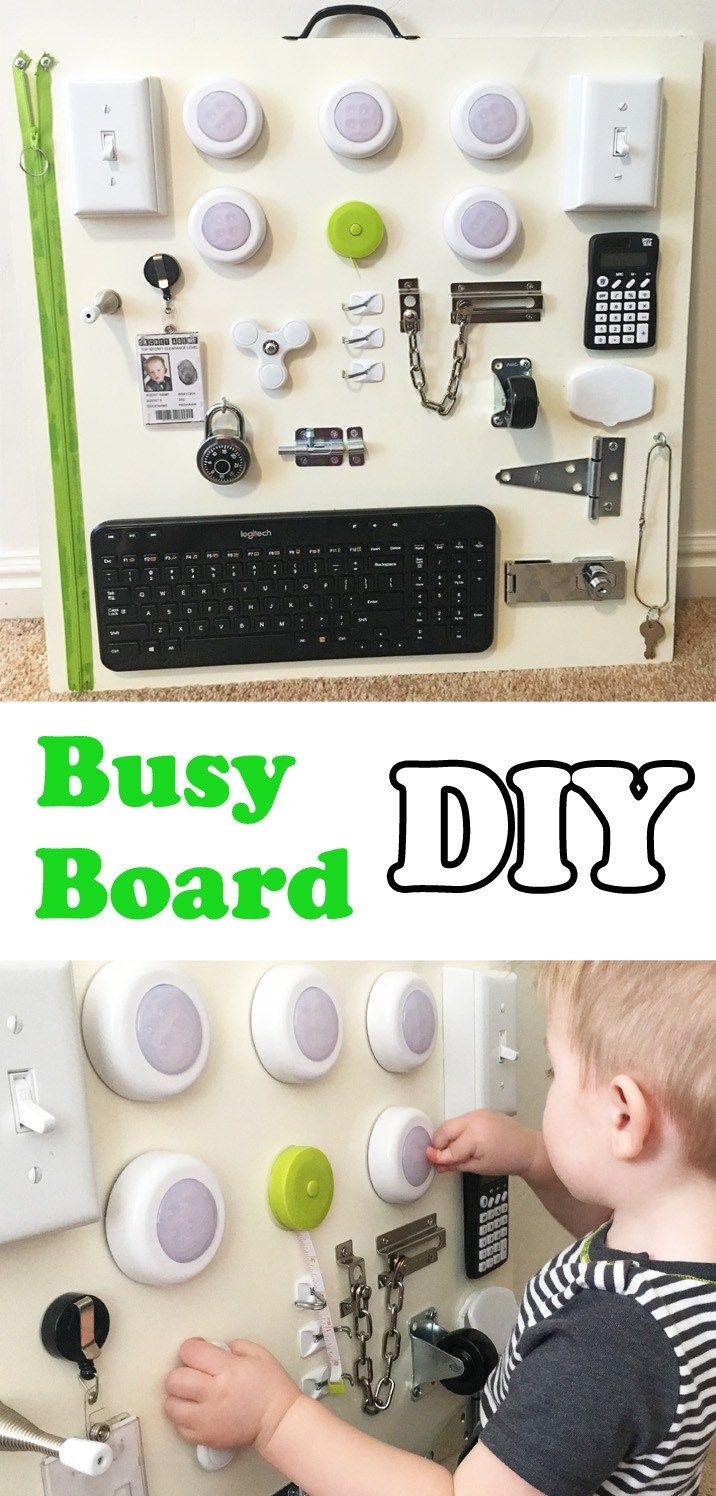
91,506,496,672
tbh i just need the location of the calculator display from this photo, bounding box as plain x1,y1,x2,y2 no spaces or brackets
600,249,650,270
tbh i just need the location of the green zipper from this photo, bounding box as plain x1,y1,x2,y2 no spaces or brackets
13,50,93,692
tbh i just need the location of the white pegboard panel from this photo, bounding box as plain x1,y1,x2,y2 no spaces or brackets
3,18,702,688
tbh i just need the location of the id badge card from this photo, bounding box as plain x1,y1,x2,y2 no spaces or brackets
136,332,205,425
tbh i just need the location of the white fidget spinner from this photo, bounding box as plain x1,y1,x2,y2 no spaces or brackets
230,318,311,390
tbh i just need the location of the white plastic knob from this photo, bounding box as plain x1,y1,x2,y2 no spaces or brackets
188,189,266,263
58,1437,114,1476
319,79,397,158
105,1152,226,1286
367,1107,435,1205
82,961,210,1101
251,965,343,1083
366,972,438,1072
451,83,529,159
183,78,263,158
443,188,520,261
196,1344,237,1470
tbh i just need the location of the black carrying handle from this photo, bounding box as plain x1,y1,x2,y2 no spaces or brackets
284,6,419,40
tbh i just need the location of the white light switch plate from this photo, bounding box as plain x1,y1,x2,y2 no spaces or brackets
443,968,518,1118
64,77,166,216
564,75,663,211
0,962,99,1245
42,1417,148,1496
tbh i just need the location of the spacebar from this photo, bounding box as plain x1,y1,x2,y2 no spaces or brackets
190,634,320,666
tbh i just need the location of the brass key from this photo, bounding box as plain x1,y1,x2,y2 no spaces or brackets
640,615,666,660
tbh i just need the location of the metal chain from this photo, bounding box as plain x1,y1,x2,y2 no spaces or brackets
634,431,672,618
346,1257,406,1415
406,312,470,416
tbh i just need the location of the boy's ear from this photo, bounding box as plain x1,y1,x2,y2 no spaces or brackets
609,1074,652,1160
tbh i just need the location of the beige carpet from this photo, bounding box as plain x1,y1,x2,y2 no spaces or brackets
1,601,715,700
704,1449,716,1496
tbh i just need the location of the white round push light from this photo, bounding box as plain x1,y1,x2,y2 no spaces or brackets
105,1152,225,1286
183,78,263,158
319,79,397,158
367,1107,435,1205
251,965,343,1084
366,971,438,1073
188,189,267,263
451,83,529,160
443,188,520,261
82,962,210,1101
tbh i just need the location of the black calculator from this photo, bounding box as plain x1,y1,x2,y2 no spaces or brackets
584,231,659,351
462,1173,509,1278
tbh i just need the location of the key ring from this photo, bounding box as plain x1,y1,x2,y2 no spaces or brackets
19,144,49,177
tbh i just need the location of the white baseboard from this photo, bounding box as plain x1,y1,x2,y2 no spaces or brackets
0,536,714,621
677,532,716,599
0,552,43,618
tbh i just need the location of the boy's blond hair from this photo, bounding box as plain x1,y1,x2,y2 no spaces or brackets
538,962,716,1176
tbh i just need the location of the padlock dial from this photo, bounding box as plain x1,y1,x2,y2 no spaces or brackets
183,78,263,158
367,971,438,1072
367,1106,435,1204
188,189,267,263
319,79,397,158
443,188,520,261
105,1152,225,1286
251,965,343,1084
82,962,210,1101
197,435,251,484
450,83,530,159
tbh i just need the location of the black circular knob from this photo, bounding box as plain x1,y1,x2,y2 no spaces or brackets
437,1327,499,1396
41,1294,110,1379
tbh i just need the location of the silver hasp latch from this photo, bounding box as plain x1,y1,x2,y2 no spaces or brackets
278,426,365,467
504,557,627,605
496,435,625,518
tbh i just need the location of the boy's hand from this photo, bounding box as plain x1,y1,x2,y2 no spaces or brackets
164,1338,300,1453
428,1110,539,1178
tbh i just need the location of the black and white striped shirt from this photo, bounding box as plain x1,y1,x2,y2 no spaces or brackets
472,1225,716,1496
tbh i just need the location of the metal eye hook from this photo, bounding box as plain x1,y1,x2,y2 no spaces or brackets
342,362,379,382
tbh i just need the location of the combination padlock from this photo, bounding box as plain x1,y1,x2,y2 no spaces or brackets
196,400,251,484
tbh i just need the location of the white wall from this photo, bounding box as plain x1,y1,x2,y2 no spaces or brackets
0,958,561,1496
0,0,714,619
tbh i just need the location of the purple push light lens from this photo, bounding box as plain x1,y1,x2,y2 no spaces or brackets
401,989,436,1055
135,984,204,1075
401,1127,432,1187
196,90,248,143
334,91,384,143
156,1178,218,1263
293,986,340,1062
460,200,508,250
468,93,518,145
201,202,251,252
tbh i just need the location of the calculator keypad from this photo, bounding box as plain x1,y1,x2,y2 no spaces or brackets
589,273,654,349
477,1181,509,1274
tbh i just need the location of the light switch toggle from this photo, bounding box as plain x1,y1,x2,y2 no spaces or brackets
498,1034,519,1064
9,1071,56,1135
613,127,629,158
100,130,117,161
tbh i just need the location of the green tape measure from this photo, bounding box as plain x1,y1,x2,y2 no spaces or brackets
13,50,93,691
268,1146,334,1231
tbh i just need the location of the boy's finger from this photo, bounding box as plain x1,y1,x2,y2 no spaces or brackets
431,1118,463,1149
164,1396,199,1434
166,1367,210,1401
180,1337,231,1373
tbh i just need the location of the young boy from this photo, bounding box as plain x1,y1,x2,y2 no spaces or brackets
164,961,716,1496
